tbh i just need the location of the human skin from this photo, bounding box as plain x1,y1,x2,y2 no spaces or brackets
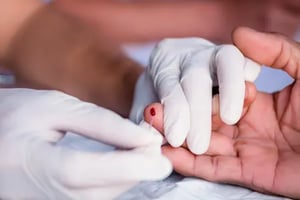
144,82,257,157
0,1,143,117
1,1,299,117
144,27,300,198
0,0,42,62
54,0,300,43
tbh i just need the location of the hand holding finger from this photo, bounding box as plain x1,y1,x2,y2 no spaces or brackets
143,103,236,156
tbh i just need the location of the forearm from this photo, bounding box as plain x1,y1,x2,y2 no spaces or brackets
54,0,231,43
0,0,43,63
4,4,143,117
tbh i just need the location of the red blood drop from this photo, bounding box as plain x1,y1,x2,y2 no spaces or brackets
150,107,156,116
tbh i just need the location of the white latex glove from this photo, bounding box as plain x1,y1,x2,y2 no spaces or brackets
0,88,172,200
130,38,261,154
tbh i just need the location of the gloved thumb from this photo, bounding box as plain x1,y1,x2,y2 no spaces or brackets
48,98,162,149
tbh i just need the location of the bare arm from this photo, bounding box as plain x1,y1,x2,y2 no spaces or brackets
54,0,230,43
54,0,300,44
2,3,143,117
0,0,43,62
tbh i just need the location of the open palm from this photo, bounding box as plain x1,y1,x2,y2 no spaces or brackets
172,82,300,198
144,27,300,199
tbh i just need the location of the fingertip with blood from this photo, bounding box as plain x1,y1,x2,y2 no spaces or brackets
150,107,156,116
144,103,164,134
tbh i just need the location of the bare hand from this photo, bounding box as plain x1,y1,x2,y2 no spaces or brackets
144,27,300,199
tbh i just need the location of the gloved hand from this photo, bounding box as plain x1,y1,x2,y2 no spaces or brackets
0,88,172,200
130,38,261,154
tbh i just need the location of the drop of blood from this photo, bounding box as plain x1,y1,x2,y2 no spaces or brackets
150,107,156,116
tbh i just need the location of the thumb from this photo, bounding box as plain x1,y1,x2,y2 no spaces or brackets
50,98,162,149
233,27,300,79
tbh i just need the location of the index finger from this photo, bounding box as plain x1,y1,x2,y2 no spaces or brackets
149,46,190,148
233,27,300,79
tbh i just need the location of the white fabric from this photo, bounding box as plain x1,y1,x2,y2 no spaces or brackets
120,177,291,200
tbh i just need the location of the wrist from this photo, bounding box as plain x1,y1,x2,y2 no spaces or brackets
0,0,44,63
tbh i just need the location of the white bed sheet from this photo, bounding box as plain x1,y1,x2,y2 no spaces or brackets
120,176,291,200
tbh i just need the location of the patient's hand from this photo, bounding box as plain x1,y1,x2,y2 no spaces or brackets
144,90,300,198
144,28,300,199
143,82,256,157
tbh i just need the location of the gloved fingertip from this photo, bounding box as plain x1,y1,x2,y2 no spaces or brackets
163,101,190,147
244,58,262,82
164,122,188,147
141,155,173,181
221,112,240,125
139,120,164,145
220,100,243,125
185,121,211,155
168,141,183,148
156,156,173,178
188,140,210,155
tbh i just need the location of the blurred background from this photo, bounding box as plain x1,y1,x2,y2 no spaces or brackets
2,0,299,93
